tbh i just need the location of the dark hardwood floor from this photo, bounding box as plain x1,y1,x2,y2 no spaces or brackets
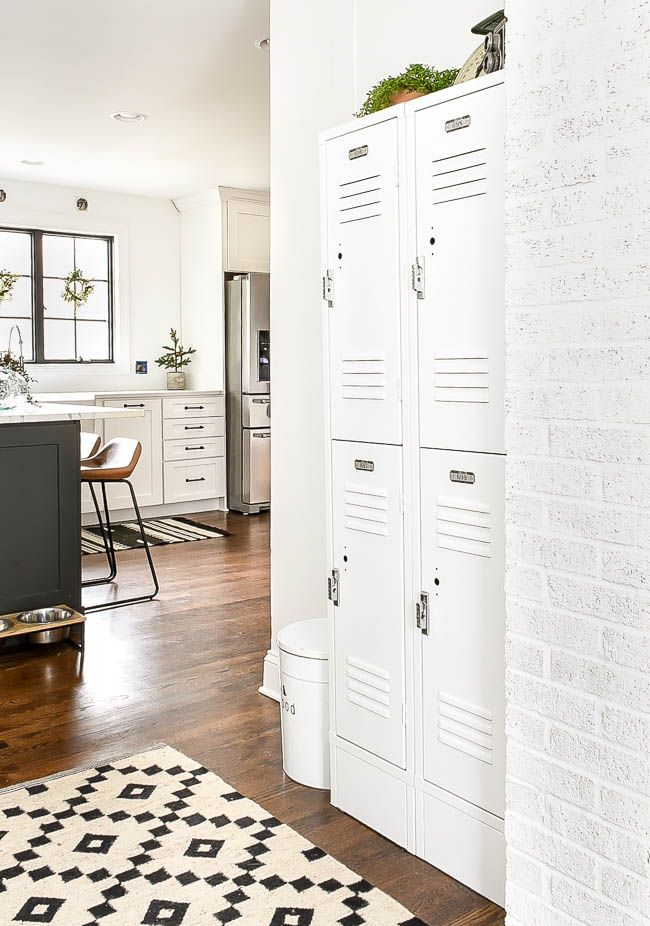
0,511,504,926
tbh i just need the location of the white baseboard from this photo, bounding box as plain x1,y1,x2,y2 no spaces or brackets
82,497,227,525
259,648,280,701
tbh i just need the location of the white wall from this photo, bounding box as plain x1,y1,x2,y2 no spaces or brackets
0,177,181,393
504,3,650,925
353,0,496,107
267,0,497,693
175,191,224,391
265,1,355,696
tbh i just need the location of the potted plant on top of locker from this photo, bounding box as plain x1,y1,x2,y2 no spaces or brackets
355,63,458,117
155,328,196,390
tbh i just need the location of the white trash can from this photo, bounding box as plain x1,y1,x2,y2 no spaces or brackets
277,618,330,790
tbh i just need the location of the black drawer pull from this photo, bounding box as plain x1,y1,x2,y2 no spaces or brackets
186,477,206,483
185,445,205,451
124,403,145,408
184,405,204,410
184,425,204,430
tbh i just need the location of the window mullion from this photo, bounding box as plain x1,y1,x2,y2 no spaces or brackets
33,231,45,363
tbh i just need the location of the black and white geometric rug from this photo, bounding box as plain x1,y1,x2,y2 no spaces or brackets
0,745,426,926
82,518,229,555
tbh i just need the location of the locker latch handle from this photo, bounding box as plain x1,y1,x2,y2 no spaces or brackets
411,256,425,299
328,568,340,607
322,270,334,307
416,591,429,635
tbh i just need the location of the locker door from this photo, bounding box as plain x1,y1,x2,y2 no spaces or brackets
325,119,402,445
415,84,505,453
420,449,505,817
331,441,406,768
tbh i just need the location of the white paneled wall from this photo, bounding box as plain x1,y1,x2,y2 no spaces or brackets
504,3,650,925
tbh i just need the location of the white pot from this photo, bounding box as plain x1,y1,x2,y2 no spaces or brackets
167,371,186,390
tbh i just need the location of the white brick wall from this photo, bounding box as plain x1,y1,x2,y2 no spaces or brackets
504,3,650,924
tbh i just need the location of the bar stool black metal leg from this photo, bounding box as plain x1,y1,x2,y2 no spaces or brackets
101,482,117,576
126,479,160,600
83,478,159,613
82,483,117,586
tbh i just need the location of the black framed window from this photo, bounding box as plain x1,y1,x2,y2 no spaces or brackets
0,226,114,363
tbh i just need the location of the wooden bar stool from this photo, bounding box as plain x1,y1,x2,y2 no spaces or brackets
81,437,159,612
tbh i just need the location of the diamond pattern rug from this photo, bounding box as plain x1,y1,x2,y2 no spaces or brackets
0,745,427,926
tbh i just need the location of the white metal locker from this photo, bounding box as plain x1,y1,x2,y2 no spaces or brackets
414,83,505,454
324,118,402,445
330,440,406,769
419,448,505,818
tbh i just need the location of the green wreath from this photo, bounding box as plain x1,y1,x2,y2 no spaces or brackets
62,268,94,316
0,269,19,303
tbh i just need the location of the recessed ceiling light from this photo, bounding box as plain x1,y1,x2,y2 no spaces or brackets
21,159,45,166
111,111,147,124
254,36,270,51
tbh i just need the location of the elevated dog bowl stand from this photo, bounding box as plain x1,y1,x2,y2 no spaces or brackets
0,607,85,651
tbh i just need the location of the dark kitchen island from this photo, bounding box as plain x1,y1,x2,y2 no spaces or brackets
0,402,143,617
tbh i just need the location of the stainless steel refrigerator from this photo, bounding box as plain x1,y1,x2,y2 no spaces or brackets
225,273,270,514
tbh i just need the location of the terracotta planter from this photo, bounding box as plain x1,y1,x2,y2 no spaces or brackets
389,89,427,106
167,371,186,390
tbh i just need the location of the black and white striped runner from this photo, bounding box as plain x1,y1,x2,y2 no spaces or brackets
82,516,228,555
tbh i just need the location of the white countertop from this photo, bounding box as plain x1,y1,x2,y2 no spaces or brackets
0,402,145,425
34,389,224,402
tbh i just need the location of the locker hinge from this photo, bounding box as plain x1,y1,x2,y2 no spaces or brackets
411,256,425,299
416,591,429,635
322,270,334,307
328,568,340,606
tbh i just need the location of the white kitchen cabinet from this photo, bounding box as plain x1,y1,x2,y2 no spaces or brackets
100,398,163,510
321,74,506,905
225,198,270,273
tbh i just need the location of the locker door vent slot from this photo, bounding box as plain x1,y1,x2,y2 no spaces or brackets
433,356,490,404
338,174,383,224
344,483,389,536
432,148,487,205
437,691,494,765
346,656,391,719
341,357,386,401
435,495,492,557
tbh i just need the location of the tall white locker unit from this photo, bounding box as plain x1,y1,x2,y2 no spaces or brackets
321,108,416,852
409,79,506,905
321,73,505,905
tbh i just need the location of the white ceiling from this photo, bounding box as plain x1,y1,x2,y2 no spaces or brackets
0,0,270,199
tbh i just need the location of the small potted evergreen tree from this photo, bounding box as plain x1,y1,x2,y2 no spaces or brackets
155,329,196,390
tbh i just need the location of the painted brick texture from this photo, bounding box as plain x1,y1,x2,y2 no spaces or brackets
504,2,650,924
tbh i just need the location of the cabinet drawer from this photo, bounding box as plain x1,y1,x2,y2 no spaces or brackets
164,458,225,503
163,395,224,419
163,436,225,462
163,417,224,440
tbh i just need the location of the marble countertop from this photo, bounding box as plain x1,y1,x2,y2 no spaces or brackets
34,389,224,402
0,402,145,425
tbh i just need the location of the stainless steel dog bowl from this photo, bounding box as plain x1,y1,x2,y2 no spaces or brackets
18,607,73,644
0,618,11,648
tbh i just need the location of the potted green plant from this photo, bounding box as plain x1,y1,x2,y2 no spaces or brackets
155,328,196,390
355,63,459,117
